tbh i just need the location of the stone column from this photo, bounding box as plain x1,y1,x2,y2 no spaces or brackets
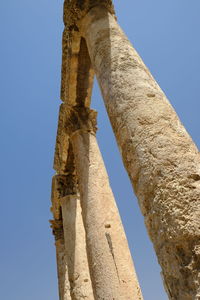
67,106,143,300
61,193,95,299
50,219,71,300
51,168,94,300
80,6,200,299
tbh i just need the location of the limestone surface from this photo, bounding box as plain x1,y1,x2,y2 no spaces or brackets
81,6,200,299
61,195,94,299
71,127,143,299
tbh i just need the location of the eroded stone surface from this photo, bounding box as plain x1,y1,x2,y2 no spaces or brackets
51,2,151,299
61,195,94,299
50,217,71,300
61,29,94,106
52,101,143,299
55,239,71,300
71,127,143,300
82,6,200,299
53,104,97,173
53,104,70,174
63,0,115,28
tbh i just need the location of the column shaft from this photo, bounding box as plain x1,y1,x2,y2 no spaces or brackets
50,219,71,300
55,240,71,300
71,130,143,300
81,6,200,299
61,195,94,299
51,166,94,299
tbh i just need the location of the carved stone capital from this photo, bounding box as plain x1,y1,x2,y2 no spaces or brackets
50,219,64,241
51,174,77,219
65,105,98,136
54,104,97,173
63,0,115,28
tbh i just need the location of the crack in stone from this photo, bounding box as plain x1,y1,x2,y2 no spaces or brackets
105,232,120,283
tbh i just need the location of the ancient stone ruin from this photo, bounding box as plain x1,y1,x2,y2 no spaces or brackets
50,1,200,299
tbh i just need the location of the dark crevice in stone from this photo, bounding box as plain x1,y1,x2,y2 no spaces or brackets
189,174,200,181
76,38,92,107
105,232,120,282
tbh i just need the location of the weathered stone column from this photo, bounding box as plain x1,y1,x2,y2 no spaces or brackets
80,6,200,299
66,106,143,300
52,128,94,299
51,151,94,300
61,192,95,299
50,218,71,300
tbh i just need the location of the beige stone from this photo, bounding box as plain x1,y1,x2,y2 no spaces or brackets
52,100,143,299
61,28,94,107
81,6,200,299
53,105,70,174
55,240,71,300
51,157,94,299
69,108,143,300
50,219,71,300
50,174,72,300
61,195,94,299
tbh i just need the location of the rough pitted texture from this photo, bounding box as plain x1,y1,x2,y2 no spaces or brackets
53,103,143,299
61,29,94,106
52,2,143,299
50,217,71,300
52,153,94,299
55,240,71,300
63,0,115,28
61,195,94,299
82,6,200,299
71,129,143,300
53,104,70,174
64,106,97,135
54,104,97,173
61,0,115,104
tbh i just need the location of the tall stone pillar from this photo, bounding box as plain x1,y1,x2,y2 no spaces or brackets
50,200,71,300
54,239,71,300
51,144,94,299
66,106,143,300
61,193,94,299
52,1,144,299
80,6,200,299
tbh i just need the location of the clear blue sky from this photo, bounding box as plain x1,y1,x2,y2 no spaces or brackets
1,1,200,299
